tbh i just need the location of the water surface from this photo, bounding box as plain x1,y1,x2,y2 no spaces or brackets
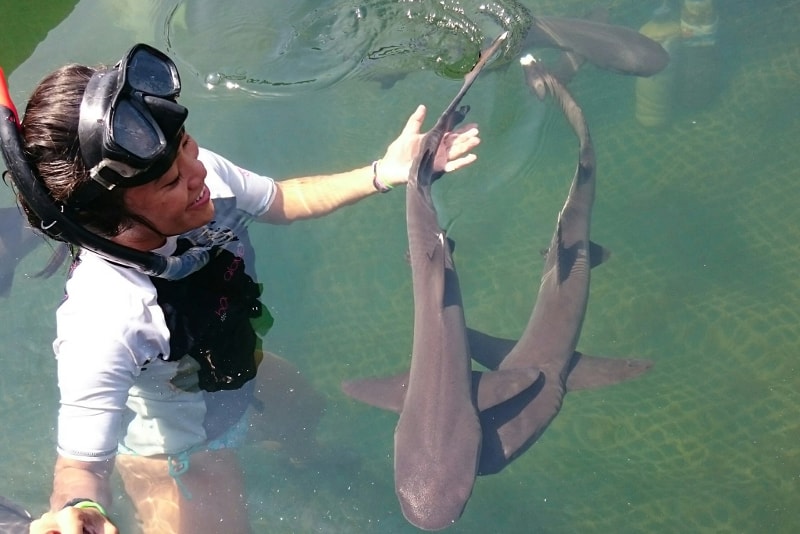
0,0,798,532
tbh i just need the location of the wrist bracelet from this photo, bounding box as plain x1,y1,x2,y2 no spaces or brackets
371,160,393,193
62,498,108,518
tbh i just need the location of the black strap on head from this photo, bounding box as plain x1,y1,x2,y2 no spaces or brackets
72,66,188,208
0,67,168,276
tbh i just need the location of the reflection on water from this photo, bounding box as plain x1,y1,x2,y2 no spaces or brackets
1,0,800,532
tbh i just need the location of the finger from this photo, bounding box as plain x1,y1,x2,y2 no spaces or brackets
443,153,477,173
399,105,427,136
445,134,481,158
443,127,480,148
449,121,479,135
53,508,85,534
28,517,57,534
447,128,480,146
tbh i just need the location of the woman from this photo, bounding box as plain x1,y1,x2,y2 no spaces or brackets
1,43,479,534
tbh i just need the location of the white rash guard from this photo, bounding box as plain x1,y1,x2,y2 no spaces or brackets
54,148,275,461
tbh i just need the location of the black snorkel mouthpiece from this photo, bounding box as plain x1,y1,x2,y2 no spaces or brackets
0,66,169,276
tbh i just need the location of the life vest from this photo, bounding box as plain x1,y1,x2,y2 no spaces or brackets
150,239,273,392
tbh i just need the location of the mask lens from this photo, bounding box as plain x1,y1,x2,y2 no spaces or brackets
77,44,187,195
125,47,180,97
111,99,163,160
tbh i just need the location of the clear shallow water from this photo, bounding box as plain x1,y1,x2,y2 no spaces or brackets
1,0,799,532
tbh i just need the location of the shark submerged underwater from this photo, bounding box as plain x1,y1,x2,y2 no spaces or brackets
469,53,653,476
0,497,31,534
348,32,529,532
342,11,660,531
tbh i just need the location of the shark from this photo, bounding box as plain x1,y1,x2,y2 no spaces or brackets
365,9,669,90
522,14,669,77
470,54,653,475
343,31,548,531
342,52,653,487
0,496,31,534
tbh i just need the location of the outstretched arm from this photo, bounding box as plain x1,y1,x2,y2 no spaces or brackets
28,455,117,533
49,455,114,511
258,105,480,225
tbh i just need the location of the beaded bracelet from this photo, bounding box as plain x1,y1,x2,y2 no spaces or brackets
371,160,393,193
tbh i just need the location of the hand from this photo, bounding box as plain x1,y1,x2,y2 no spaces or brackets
378,104,480,187
29,506,118,534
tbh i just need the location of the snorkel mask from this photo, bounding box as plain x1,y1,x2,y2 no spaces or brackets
0,44,226,280
73,43,188,206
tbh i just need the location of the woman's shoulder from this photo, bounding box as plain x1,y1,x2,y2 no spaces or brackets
56,254,169,367
59,253,159,322
198,147,276,216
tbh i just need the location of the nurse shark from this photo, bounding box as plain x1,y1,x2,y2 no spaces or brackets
521,14,668,77
344,31,545,531
342,50,652,492
471,54,652,474
0,496,31,534
367,9,669,89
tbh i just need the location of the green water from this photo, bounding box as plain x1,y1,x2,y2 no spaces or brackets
1,0,799,532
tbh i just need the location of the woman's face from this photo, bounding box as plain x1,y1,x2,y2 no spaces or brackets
121,133,215,249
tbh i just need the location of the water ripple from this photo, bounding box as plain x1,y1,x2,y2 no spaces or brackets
164,0,533,98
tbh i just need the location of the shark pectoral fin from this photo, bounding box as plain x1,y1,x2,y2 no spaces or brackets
340,371,409,413
589,240,611,268
565,351,654,391
466,327,516,370
471,367,543,411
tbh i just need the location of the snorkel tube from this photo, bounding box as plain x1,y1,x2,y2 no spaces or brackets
0,66,169,276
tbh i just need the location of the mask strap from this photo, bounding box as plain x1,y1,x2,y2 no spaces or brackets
0,67,171,276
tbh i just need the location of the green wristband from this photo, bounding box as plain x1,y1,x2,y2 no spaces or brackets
64,498,108,518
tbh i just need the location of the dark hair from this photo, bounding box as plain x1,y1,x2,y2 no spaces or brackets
15,64,139,239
